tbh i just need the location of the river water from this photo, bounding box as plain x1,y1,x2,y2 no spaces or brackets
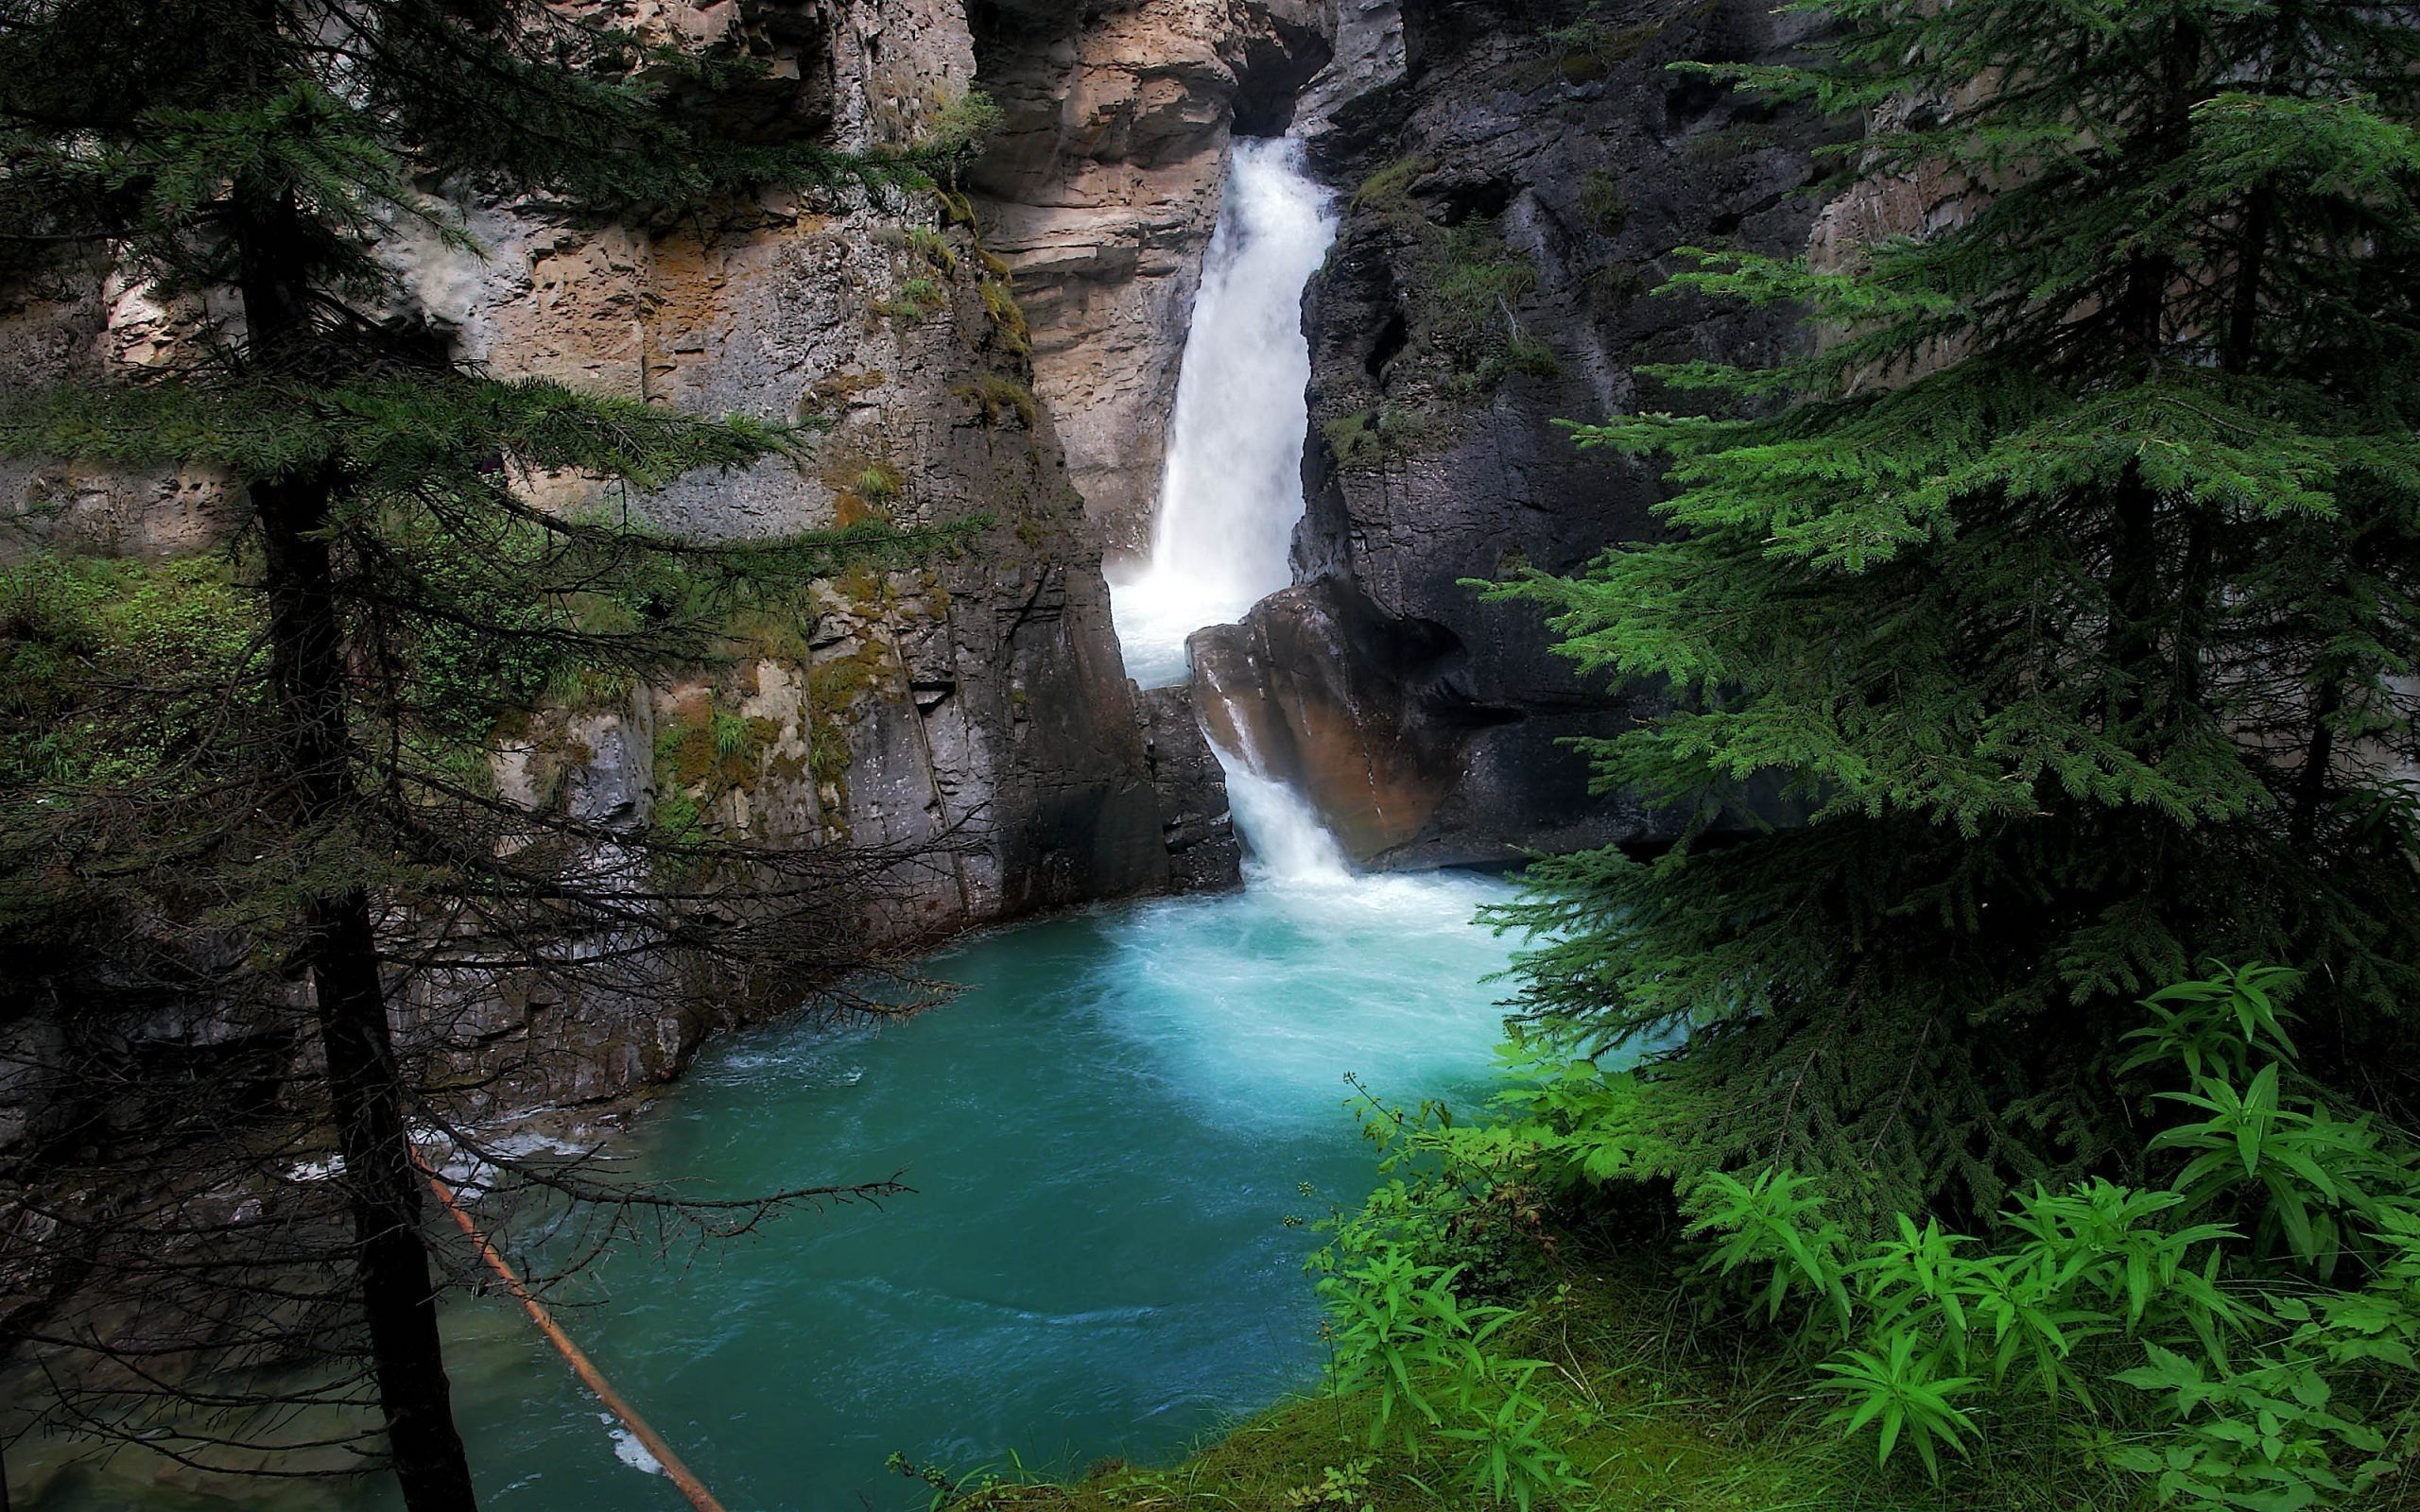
431,138,1518,1509
434,810,1513,1511
23,137,1525,1512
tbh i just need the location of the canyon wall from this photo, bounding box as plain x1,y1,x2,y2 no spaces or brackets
1196,0,1849,868
968,0,1331,560
0,0,1881,1123
0,0,1303,1120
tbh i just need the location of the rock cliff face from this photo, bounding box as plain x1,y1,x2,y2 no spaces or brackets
968,0,1331,560
0,0,1254,1121
0,0,1886,1125
1194,0,1848,868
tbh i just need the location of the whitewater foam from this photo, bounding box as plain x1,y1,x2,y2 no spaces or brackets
1110,139,1339,687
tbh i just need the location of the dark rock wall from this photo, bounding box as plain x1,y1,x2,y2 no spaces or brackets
1202,0,1846,868
1141,683,1246,889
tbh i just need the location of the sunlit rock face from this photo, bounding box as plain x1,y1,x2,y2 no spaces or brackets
967,0,1332,564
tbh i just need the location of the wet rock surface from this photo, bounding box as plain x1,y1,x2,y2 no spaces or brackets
1196,577,1624,868
1231,0,1849,867
1140,683,1245,890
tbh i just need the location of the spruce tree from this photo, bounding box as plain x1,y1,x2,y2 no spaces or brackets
0,2,972,1503
1490,1,2420,1222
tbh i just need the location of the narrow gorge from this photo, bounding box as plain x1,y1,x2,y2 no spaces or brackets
6,0,1849,1505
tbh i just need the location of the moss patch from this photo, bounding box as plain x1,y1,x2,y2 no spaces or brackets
981,278,1031,357
953,374,1041,429
1322,406,1438,473
1342,178,1559,414
874,275,948,325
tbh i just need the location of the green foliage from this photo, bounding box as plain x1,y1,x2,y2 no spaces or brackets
0,554,263,787
1482,0,2420,1219
1676,967,2420,1511
953,374,1042,429
907,227,961,275
1340,161,1553,408
1687,1167,1853,1334
1307,1093,1587,1509
1816,1332,1979,1483
854,466,904,504
1539,4,1690,83
1416,225,1552,402
878,276,950,323
0,0,988,1490
0,374,814,492
980,278,1032,357
918,89,1007,162
1579,170,1627,237
1281,965,2420,1509
1280,1458,1374,1512
1350,156,1433,218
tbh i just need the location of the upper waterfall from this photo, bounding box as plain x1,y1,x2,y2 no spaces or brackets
1109,139,1340,690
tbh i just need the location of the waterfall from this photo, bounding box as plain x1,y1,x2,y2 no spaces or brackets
1106,136,1368,886
1109,139,1340,690
1216,748,1353,886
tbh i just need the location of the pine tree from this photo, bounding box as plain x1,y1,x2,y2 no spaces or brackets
1489,1,2420,1223
0,2,977,1503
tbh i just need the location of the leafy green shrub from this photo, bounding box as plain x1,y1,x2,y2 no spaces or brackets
917,89,1006,161
1678,965,2420,1507
1309,1092,1584,1509
1325,965,2420,1507
1281,1458,1374,1511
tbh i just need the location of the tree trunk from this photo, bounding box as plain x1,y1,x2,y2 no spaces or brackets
238,190,479,1508
2292,678,2342,850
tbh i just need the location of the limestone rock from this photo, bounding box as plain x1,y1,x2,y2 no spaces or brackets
968,0,1332,562
0,0,1199,1116
1141,682,1243,890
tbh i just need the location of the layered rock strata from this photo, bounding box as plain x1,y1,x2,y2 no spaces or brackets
0,0,1252,1123
968,0,1332,560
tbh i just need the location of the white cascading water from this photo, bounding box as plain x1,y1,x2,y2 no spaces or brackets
1217,751,1354,885
1109,139,1340,692
1102,137,1361,886
69,139,1523,1512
